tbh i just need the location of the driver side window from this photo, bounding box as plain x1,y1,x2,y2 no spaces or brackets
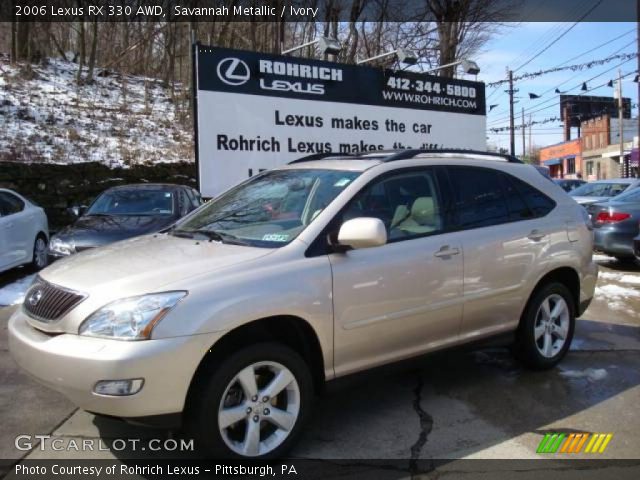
342,169,444,242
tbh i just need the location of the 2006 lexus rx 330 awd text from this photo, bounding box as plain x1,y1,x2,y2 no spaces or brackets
9,150,597,459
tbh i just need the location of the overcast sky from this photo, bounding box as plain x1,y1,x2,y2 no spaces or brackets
472,21,637,154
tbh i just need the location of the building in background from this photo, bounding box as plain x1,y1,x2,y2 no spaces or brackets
537,114,638,179
580,114,638,179
538,139,583,179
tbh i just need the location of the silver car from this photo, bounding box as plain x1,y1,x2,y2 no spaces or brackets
9,151,597,459
569,178,640,206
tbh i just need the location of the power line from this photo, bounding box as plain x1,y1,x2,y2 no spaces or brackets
485,28,634,103
513,0,604,73
487,58,638,125
487,68,638,129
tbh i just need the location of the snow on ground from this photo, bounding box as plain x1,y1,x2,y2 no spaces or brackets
0,274,35,306
598,271,640,285
0,54,193,166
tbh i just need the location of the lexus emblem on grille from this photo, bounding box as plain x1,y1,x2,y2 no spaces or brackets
27,288,44,307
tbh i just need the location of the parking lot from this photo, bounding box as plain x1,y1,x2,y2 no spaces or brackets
1,254,639,466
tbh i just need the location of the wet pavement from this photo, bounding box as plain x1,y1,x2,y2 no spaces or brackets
0,255,638,465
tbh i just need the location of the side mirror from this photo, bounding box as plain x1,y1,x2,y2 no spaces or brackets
337,217,387,250
68,205,87,218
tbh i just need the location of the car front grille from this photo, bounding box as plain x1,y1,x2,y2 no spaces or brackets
23,276,86,322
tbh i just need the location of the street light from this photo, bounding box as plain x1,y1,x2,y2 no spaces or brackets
282,37,342,56
357,48,418,66
423,58,481,75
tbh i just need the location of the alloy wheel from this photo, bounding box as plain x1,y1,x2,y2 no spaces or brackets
534,294,570,358
34,238,48,269
218,361,300,457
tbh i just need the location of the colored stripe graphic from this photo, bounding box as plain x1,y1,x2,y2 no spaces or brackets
538,433,613,454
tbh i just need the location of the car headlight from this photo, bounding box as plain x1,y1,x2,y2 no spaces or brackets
78,291,187,340
49,236,75,256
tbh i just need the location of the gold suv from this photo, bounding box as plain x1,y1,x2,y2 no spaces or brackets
9,150,598,459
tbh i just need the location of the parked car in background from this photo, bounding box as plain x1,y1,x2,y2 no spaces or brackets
9,150,597,459
554,178,586,192
569,178,640,205
0,188,49,273
588,186,640,262
634,234,640,262
48,184,202,260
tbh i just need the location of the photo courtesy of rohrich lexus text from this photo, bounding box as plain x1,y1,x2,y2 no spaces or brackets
0,1,639,479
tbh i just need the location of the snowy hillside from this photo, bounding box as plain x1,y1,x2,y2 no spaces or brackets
0,54,193,166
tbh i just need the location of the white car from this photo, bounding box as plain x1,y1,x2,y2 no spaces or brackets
0,188,49,273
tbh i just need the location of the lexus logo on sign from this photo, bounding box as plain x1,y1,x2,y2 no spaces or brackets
217,58,250,86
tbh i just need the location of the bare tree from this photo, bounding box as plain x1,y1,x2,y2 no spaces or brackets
427,0,515,77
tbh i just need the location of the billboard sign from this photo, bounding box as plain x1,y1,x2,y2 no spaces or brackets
194,46,486,197
560,95,631,127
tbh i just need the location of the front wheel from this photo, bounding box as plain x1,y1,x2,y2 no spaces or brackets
187,343,313,459
513,282,575,369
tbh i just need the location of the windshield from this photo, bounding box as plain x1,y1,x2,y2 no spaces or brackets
569,182,629,198
171,169,360,247
88,189,175,216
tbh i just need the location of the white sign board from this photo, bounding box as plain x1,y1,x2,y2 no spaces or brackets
194,46,487,197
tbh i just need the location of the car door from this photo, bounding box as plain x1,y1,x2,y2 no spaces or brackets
444,166,555,340
0,192,30,267
329,168,464,377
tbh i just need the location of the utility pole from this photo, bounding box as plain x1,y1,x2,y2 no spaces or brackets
521,107,526,161
618,69,625,177
637,0,640,177
529,113,533,162
506,69,517,157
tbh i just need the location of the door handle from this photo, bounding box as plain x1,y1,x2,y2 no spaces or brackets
434,245,460,258
527,229,546,241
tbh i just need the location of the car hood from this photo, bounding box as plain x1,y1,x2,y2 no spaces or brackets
56,214,176,249
41,234,275,295
570,195,611,205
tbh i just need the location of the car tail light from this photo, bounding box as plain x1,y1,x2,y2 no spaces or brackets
595,211,631,223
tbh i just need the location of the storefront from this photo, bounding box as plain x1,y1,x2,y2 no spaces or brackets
538,139,583,179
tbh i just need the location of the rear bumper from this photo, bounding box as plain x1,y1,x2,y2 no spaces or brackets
634,238,640,260
593,228,636,257
8,308,223,419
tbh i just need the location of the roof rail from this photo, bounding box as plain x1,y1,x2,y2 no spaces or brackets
381,149,524,163
288,149,524,165
288,152,354,164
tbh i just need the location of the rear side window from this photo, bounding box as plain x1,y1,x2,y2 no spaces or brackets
508,175,556,217
501,174,534,221
445,166,509,228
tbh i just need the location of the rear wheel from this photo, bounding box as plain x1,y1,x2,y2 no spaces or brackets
31,234,48,271
514,282,575,369
187,343,313,459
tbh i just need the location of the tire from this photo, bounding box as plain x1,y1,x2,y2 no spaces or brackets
30,234,48,271
186,342,314,459
513,282,575,370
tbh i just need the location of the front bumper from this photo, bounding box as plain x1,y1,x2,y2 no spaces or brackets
593,228,636,257
8,308,223,418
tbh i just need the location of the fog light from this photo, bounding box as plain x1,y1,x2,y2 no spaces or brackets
94,379,144,396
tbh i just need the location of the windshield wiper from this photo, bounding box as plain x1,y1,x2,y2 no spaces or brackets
172,229,249,245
